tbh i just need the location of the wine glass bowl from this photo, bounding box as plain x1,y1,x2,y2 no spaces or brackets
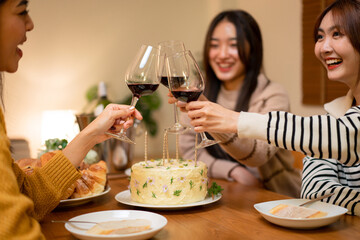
166,50,220,149
106,45,163,144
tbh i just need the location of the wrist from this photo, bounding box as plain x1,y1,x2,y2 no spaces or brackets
228,165,241,179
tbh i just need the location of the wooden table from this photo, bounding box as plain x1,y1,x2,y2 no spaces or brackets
41,177,360,240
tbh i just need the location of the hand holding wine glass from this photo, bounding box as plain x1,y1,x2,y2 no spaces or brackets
166,50,220,149
105,45,163,144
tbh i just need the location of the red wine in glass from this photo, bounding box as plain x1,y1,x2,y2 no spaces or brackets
161,76,169,88
127,83,159,98
171,89,203,103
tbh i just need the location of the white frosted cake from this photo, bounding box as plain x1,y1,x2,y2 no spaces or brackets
130,159,208,205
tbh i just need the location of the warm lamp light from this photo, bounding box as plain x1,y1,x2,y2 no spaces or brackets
41,110,80,144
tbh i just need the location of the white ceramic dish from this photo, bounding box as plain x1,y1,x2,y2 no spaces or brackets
115,190,221,210
58,186,111,208
65,210,167,240
254,198,348,229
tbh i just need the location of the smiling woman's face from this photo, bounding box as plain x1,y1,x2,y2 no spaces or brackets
314,11,360,89
208,20,248,90
0,0,33,73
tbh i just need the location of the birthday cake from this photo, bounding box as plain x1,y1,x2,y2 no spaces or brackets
129,159,208,205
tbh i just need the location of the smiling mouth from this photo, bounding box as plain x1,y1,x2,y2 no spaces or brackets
326,58,342,67
217,63,233,71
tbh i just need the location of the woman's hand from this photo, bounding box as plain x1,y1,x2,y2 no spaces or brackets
87,104,143,143
230,166,262,187
63,104,142,167
185,101,239,133
167,91,208,112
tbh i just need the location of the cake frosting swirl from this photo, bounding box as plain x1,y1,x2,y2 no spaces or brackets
130,159,208,205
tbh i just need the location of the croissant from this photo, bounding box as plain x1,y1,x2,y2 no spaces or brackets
70,160,107,199
15,151,57,175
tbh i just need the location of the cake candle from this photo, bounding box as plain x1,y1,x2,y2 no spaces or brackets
145,131,148,164
162,130,166,165
166,130,169,163
176,134,179,161
195,133,198,166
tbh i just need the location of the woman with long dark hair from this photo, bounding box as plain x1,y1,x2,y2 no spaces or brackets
179,10,301,197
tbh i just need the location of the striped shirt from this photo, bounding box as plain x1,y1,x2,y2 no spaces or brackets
237,91,360,215
266,106,360,166
301,156,360,216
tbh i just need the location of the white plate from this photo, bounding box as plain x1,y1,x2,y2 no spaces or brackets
254,198,348,229
58,186,111,208
65,210,167,240
115,190,221,210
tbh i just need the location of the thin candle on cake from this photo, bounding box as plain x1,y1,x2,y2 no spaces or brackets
176,134,179,161
144,131,148,164
162,130,168,165
167,131,171,162
195,133,198,166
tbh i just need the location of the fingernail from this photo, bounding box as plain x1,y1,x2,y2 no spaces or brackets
120,120,125,124
129,106,135,110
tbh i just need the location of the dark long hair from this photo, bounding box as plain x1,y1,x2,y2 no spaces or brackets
202,10,264,162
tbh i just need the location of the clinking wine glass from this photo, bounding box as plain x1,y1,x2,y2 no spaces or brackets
105,45,163,144
158,40,188,134
166,50,220,149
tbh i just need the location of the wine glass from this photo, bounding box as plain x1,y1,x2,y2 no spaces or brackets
166,50,220,149
158,40,188,134
105,45,163,144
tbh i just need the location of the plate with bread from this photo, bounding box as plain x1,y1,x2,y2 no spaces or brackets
58,185,111,207
16,151,109,208
65,210,167,240
254,198,348,229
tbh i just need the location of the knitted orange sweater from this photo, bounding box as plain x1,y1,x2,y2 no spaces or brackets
0,109,81,239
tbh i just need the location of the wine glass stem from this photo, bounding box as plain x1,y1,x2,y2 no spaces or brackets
120,95,139,134
173,104,180,124
199,132,208,141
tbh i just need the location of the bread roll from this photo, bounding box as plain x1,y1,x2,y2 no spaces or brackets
86,219,151,235
15,158,41,175
70,160,107,199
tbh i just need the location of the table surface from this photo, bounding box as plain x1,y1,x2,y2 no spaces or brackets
41,176,360,240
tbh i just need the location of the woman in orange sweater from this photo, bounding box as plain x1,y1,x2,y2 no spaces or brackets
0,0,142,239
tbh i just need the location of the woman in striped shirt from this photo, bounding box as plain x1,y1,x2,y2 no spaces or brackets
178,0,360,216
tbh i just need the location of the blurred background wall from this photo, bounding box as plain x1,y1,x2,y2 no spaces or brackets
4,0,325,158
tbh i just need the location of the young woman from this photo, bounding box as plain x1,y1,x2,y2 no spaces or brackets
0,0,142,238
182,0,360,216
178,10,301,197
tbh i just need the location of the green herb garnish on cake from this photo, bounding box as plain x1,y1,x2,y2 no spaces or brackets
207,182,224,199
173,190,182,196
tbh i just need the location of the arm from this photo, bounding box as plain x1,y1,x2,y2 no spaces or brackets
238,106,360,166
208,87,291,167
186,98,360,166
0,104,142,239
301,156,360,216
13,151,81,219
